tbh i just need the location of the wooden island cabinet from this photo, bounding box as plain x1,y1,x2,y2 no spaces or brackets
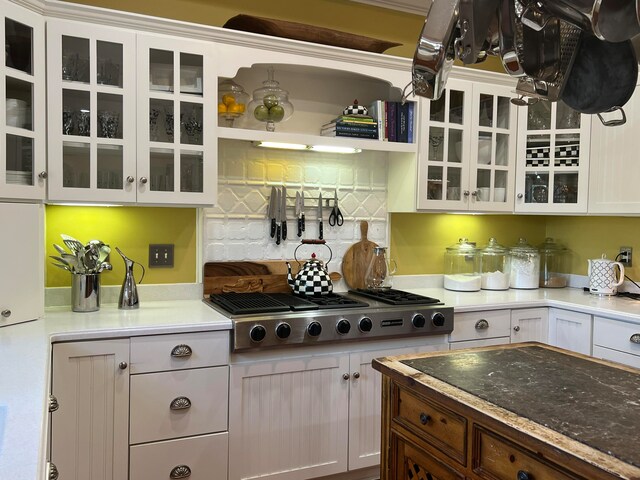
373,343,640,480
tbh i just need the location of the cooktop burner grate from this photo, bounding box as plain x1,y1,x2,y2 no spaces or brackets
208,293,292,315
303,293,369,309
350,288,442,305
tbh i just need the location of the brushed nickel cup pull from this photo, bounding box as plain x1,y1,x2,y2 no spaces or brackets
1,309,11,318
342,373,350,380
118,361,128,370
352,372,360,379
170,465,192,479
513,325,521,332
48,462,59,480
630,334,640,344
475,319,489,330
126,175,135,183
39,171,48,179
171,344,193,358
49,395,59,412
139,177,148,184
170,396,192,410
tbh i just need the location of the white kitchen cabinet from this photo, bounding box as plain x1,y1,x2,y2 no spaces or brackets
515,100,591,213
0,202,44,327
548,308,592,355
449,309,511,348
592,316,640,368
0,0,46,201
50,339,130,480
511,307,549,343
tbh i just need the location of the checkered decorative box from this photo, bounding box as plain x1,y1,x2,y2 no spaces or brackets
526,158,550,167
555,144,580,158
343,102,368,116
555,158,580,167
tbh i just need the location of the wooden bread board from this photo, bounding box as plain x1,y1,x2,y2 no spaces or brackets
341,221,378,289
203,261,342,295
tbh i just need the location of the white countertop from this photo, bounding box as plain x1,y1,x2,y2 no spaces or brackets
3,284,640,480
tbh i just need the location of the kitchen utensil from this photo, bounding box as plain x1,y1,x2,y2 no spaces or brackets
457,0,501,65
60,234,84,254
116,247,145,309
300,193,306,232
317,192,324,240
274,188,282,245
286,240,333,296
522,14,561,83
588,254,624,295
341,221,379,289
295,191,302,237
498,0,525,76
268,186,277,238
328,190,343,226
281,186,288,241
51,262,71,272
53,243,67,256
364,246,397,290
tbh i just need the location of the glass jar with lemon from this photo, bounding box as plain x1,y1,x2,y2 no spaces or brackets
218,79,249,127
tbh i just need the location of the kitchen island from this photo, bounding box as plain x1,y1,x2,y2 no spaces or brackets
373,343,640,480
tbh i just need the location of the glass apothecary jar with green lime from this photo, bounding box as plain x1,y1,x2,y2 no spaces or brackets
247,67,294,132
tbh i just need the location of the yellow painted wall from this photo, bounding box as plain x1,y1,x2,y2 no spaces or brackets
45,206,197,287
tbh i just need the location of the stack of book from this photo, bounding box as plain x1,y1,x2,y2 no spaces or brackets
369,100,416,143
320,115,378,139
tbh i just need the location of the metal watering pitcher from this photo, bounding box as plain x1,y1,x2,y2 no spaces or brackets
116,247,145,309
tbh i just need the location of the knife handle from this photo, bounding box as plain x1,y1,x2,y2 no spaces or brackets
282,220,287,241
276,224,281,245
297,217,302,237
319,221,323,240
270,218,276,238
301,213,306,232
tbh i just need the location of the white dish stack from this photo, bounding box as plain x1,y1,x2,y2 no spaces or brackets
6,98,28,129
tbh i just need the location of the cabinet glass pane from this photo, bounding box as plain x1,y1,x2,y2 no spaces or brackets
180,102,203,145
526,134,550,167
479,94,493,127
149,99,173,143
6,77,32,130
97,145,123,190
553,172,578,204
429,95,445,122
449,90,464,124
449,129,463,163
5,134,33,185
555,133,580,167
180,53,203,95
527,101,551,130
62,36,90,83
446,166,461,200
97,93,122,139
150,148,174,192
63,90,90,136
524,172,549,204
496,96,510,129
476,168,491,202
180,151,203,193
556,101,580,129
5,18,32,75
96,41,123,87
478,132,492,165
428,126,444,161
149,49,173,92
494,171,507,202
63,142,90,188
426,166,443,200
496,133,509,166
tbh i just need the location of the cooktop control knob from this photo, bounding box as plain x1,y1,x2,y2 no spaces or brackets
359,317,373,332
250,325,267,343
276,322,292,339
432,312,446,327
307,321,322,337
336,319,351,335
412,314,426,328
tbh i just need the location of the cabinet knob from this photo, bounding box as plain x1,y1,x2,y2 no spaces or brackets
39,171,48,179
516,470,530,480
352,372,360,379
126,176,135,184
118,361,128,370
342,373,350,380
630,334,640,344
475,319,489,330
170,396,192,410
170,465,192,479
419,412,431,425
463,190,470,197
171,344,193,357
471,190,478,197
1,309,11,318
140,177,148,184
517,193,524,199
513,325,521,332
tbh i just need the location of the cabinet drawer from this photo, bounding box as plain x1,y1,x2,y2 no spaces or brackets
130,432,228,480
473,427,579,480
394,434,464,480
593,317,640,358
450,310,511,343
130,331,228,373
593,345,640,369
395,388,467,464
130,366,228,444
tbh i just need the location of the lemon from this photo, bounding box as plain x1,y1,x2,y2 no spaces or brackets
217,102,227,114
222,94,236,106
228,103,245,114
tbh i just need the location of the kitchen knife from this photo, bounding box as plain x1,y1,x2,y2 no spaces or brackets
281,186,288,241
318,192,323,240
301,193,306,232
268,186,277,238
275,187,282,245
295,191,303,237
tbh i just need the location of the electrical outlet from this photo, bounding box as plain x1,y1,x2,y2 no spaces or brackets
620,246,633,267
149,244,174,268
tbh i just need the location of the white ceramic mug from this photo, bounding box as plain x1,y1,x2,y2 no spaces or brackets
477,187,490,201
588,254,625,295
494,187,506,202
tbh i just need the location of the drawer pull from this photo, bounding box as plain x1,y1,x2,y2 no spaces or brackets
513,325,521,332
475,319,489,330
48,462,59,480
170,465,192,479
170,396,192,410
419,412,431,425
171,344,193,358
516,470,531,480
630,334,640,344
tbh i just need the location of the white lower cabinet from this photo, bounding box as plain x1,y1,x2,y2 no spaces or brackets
548,308,592,355
511,307,548,343
592,316,640,369
449,309,511,349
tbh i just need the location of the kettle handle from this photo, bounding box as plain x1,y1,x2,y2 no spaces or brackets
613,262,625,287
294,241,333,267
135,261,146,285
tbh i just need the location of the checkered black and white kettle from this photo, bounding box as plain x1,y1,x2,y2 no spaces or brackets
287,240,333,297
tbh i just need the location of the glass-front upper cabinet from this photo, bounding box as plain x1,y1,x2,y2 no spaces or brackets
46,20,136,203
515,100,590,213
136,34,216,206
0,3,45,200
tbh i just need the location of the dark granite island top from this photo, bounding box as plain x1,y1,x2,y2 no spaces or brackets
373,342,640,480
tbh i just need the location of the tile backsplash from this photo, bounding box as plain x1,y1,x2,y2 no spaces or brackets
203,139,390,276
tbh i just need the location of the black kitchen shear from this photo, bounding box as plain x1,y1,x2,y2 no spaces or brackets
328,190,343,226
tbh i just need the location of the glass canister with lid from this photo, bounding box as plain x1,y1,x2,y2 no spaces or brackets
480,238,511,290
444,238,481,291
509,238,540,289
538,237,569,288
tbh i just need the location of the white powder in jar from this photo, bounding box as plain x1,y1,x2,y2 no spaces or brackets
510,256,540,289
444,274,481,291
481,271,510,290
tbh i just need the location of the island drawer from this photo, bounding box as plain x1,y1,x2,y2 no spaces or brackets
129,366,229,444
395,387,467,464
392,433,464,480
130,331,228,373
449,310,511,343
593,317,640,359
473,427,579,480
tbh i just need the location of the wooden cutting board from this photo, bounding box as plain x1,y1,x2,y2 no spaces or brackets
341,221,378,290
